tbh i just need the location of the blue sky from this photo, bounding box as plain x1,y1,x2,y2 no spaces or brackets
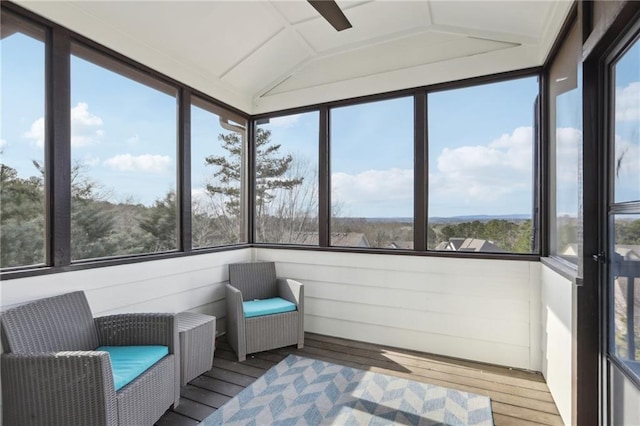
2,30,638,219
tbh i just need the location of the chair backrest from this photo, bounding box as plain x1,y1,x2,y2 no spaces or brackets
1,291,99,354
229,262,278,301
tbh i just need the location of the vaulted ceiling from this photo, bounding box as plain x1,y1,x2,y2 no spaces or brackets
16,1,573,114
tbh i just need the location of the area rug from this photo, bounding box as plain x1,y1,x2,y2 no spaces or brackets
202,354,493,425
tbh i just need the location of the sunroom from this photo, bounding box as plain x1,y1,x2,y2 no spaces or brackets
1,1,639,425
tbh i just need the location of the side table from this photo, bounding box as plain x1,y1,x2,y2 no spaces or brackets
176,312,216,386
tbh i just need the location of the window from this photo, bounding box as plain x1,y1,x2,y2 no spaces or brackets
609,34,640,377
549,21,582,264
255,112,319,244
70,43,178,260
0,13,46,268
191,97,247,247
330,97,414,249
611,214,640,370
428,77,538,254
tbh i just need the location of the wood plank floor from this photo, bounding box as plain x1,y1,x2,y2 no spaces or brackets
156,333,563,426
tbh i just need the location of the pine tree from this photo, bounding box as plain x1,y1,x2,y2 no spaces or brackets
204,128,304,242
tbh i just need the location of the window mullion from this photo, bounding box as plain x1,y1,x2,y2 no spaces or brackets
414,92,428,252
179,88,192,252
47,27,71,267
319,107,330,247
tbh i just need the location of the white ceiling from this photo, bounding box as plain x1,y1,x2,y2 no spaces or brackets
16,1,573,115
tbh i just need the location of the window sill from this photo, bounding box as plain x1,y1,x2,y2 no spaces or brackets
541,256,579,281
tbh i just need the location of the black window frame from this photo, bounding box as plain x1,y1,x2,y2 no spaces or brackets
0,2,251,280
1,1,544,282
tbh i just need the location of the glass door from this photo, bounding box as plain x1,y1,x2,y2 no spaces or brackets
606,24,640,424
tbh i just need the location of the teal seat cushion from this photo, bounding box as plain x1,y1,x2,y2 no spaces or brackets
97,345,169,391
243,297,297,318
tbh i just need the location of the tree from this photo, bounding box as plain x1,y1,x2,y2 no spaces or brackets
203,128,305,243
0,163,45,267
139,191,177,252
66,162,120,260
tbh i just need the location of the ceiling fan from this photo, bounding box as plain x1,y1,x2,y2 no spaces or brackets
307,0,353,32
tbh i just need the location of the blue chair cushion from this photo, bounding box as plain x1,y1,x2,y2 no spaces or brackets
97,345,169,391
243,297,297,318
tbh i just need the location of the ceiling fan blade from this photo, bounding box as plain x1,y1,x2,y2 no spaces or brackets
307,0,352,32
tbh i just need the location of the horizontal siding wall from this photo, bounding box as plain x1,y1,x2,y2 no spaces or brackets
0,248,252,336
257,248,542,371
540,263,573,425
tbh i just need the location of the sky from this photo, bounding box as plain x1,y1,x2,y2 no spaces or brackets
2,28,639,219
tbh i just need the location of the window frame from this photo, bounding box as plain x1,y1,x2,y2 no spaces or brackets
1,1,543,282
0,10,49,269
545,13,583,271
0,2,250,280
190,94,249,249
605,20,640,391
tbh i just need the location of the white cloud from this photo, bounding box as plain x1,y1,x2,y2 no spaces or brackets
104,154,172,173
431,126,533,203
24,117,45,148
0,139,7,149
616,82,640,122
23,102,104,148
71,102,104,147
555,127,582,183
332,168,413,206
268,114,302,128
191,187,209,203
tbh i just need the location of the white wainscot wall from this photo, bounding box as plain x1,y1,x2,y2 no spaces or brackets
540,263,573,426
257,248,542,371
0,248,252,336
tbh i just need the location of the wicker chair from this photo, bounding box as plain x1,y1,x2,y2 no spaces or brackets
226,262,304,361
1,291,180,426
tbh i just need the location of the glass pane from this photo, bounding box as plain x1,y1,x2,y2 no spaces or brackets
0,13,46,268
613,37,640,203
550,21,582,264
428,77,538,253
611,214,640,376
255,112,319,244
191,98,247,247
330,97,414,249
70,44,178,260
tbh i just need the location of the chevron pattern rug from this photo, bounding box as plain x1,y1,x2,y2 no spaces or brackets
202,354,493,425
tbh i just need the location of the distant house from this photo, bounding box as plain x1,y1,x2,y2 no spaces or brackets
388,241,413,250
561,244,578,257
436,238,504,253
615,245,640,261
287,232,370,248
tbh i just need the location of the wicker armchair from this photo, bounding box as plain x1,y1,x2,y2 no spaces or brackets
1,291,180,426
226,262,304,361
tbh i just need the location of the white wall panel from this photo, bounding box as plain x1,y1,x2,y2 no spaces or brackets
0,248,252,336
540,263,573,425
257,248,541,370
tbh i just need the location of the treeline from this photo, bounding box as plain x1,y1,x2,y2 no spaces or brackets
331,217,534,252
432,219,533,253
0,163,182,267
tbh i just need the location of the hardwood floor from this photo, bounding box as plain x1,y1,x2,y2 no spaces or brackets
156,333,563,426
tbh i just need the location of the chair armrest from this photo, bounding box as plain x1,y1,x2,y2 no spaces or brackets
95,313,178,355
225,284,246,360
277,278,305,348
277,278,303,307
1,351,117,426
